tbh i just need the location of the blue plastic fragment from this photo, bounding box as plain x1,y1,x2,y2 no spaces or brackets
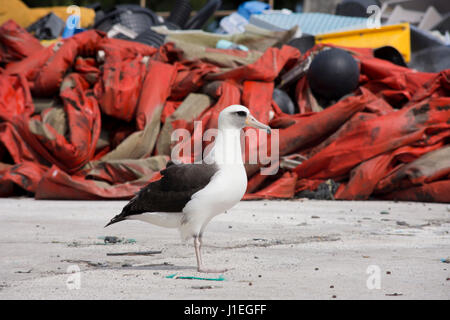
238,1,271,20
216,39,249,51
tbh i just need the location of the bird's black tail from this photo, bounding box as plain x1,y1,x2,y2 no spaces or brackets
104,214,126,228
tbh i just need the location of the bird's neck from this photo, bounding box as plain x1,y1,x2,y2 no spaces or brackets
210,128,243,167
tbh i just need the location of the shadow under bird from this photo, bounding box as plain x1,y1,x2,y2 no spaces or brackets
105,105,271,273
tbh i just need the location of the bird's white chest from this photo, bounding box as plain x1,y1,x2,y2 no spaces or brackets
178,164,247,240
184,164,247,216
212,164,248,210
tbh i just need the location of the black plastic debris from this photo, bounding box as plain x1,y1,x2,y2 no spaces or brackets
85,2,102,11
107,250,162,256
335,0,381,17
295,180,339,200
104,236,120,244
163,20,181,30
26,12,65,40
277,51,315,91
133,29,166,48
185,0,222,30
287,34,315,54
410,25,446,53
167,0,192,29
373,46,407,67
409,46,450,73
430,12,450,34
94,5,161,38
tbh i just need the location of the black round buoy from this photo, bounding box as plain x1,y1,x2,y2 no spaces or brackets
272,88,296,114
307,48,359,101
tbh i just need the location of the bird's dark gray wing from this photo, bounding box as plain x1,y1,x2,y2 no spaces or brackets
105,163,218,227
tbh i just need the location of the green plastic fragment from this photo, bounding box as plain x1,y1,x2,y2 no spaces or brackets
177,275,225,281
165,273,225,281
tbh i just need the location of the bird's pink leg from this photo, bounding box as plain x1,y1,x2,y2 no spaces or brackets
194,235,228,273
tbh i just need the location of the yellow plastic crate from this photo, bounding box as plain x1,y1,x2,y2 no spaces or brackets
0,0,95,29
315,23,411,62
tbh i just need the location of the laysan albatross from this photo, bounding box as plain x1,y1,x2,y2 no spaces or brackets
105,105,271,273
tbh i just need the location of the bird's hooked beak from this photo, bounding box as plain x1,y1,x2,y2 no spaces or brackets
245,114,272,134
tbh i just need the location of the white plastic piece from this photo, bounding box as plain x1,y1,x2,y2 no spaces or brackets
107,24,138,39
97,50,105,63
386,5,423,25
418,6,442,31
141,56,150,66
220,12,248,34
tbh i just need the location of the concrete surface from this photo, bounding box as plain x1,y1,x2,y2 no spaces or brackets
0,198,449,300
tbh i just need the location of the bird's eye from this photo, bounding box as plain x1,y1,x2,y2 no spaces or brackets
236,111,247,117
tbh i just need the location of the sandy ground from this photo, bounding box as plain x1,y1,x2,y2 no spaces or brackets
0,198,449,300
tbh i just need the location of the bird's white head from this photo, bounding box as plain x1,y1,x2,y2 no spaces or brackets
218,105,271,134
